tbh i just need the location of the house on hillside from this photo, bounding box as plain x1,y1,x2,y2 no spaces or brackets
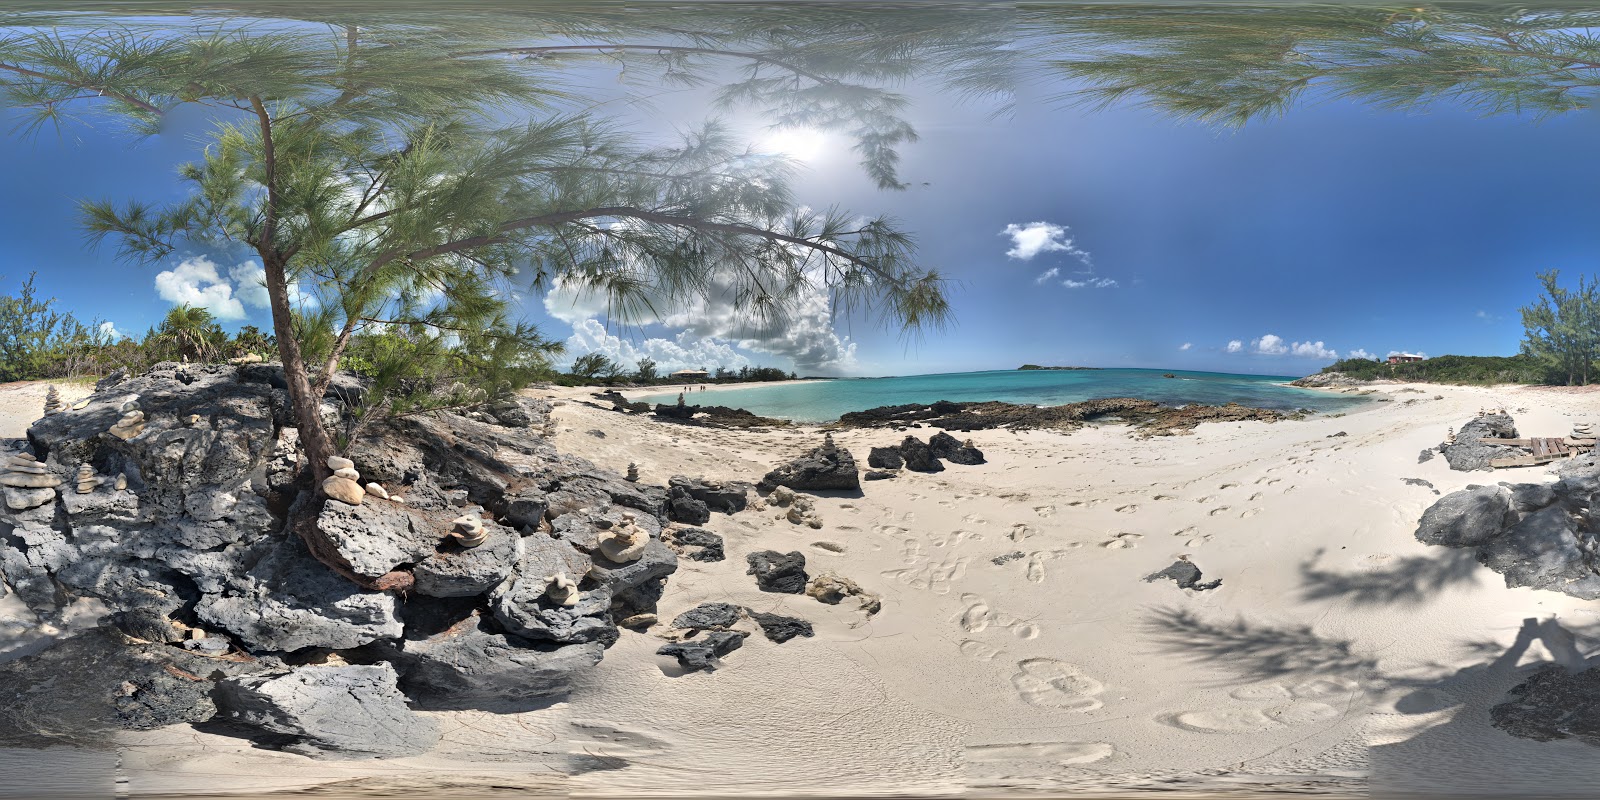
1387,353,1425,365
670,369,710,381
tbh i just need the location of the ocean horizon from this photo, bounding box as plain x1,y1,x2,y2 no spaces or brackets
638,367,1367,423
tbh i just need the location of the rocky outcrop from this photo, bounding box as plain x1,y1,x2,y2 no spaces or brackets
897,435,944,473
749,611,813,643
665,475,753,525
671,602,743,630
867,446,903,469
760,435,858,491
657,630,747,672
0,362,683,758
1144,559,1221,591
1288,372,1379,388
1441,413,1522,472
662,527,724,562
1415,454,1600,600
837,397,1295,436
929,432,985,465
214,663,439,759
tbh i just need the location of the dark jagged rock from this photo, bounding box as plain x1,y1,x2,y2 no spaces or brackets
315,497,435,581
928,431,985,465
671,602,743,630
666,492,711,525
1414,485,1517,548
1477,505,1600,599
897,436,943,473
1418,448,1436,464
1441,413,1522,472
663,527,724,562
411,520,518,598
760,439,859,491
667,475,751,515
214,663,439,759
1491,665,1600,747
0,627,274,747
864,469,897,481
992,551,1026,565
749,611,813,643
372,604,602,710
867,446,904,470
651,401,787,429
657,630,747,673
746,549,808,593
1144,559,1221,591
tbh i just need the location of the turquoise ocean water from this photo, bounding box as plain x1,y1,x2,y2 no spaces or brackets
638,368,1365,423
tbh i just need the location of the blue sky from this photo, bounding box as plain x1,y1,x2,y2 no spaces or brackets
2,52,1597,377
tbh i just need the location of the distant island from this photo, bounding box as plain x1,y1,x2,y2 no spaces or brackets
1018,364,1101,371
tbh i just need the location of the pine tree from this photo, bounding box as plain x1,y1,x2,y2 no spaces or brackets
0,9,1003,583
1520,270,1599,386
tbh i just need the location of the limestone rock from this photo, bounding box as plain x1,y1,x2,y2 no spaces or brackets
322,475,365,506
806,571,882,615
42,385,64,416
448,511,488,548
1415,485,1516,548
657,630,747,673
864,469,898,481
332,467,360,480
364,482,389,500
1477,505,1600,600
867,446,904,470
1441,413,1522,471
667,475,752,515
746,550,808,594
597,513,648,563
663,527,724,562
1491,665,1600,747
671,602,743,630
411,518,516,598
327,455,355,471
1144,559,1221,591
897,435,944,472
214,664,439,759
928,431,985,465
316,496,435,580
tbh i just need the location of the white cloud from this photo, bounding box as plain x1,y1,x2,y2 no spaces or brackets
1179,342,1192,351
1034,267,1060,285
1226,339,1243,353
1290,340,1338,359
228,261,271,309
1001,221,1092,264
1253,334,1288,355
564,319,753,375
154,256,247,320
1062,277,1118,289
1387,349,1428,358
99,321,127,342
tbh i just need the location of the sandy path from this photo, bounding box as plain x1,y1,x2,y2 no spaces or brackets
9,379,1596,796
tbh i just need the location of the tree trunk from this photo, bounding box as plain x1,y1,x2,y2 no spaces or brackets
261,255,392,590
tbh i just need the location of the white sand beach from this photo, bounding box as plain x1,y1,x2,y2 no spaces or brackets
10,380,1599,797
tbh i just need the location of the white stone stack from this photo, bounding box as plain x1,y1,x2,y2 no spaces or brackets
42,385,64,416
596,513,647,562
74,463,99,494
450,512,488,548
109,401,145,440
322,456,365,505
1,452,62,510
1573,421,1595,441
543,572,580,607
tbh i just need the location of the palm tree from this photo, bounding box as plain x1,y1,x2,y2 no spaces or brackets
151,306,224,364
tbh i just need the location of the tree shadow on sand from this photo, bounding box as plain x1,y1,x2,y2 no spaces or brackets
1296,548,1484,607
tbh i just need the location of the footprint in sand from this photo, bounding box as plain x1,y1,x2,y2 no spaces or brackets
1161,678,1359,734
879,524,910,538
903,511,917,523
1151,494,1175,501
1115,504,1139,514
1025,553,1046,583
965,741,1116,765
1194,495,1215,504
1102,532,1143,549
902,538,925,563
1012,658,1106,711
1207,506,1232,517
1239,508,1261,519
1034,505,1057,518
1248,492,1263,501
1009,523,1032,542
959,639,1003,661
963,512,988,525
1218,483,1239,490
959,596,993,633
883,556,968,594
811,541,846,554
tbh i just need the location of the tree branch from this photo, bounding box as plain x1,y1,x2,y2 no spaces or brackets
0,61,164,114
454,44,839,85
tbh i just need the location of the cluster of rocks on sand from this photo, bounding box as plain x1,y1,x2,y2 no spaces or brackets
836,397,1298,436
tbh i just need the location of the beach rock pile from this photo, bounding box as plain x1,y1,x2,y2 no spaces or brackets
655,602,813,672
1434,412,1523,471
837,397,1294,436
765,485,823,528
866,432,985,477
746,549,810,593
0,361,683,757
665,475,753,525
1490,665,1600,747
662,527,725,562
42,385,64,416
1415,452,1600,599
760,434,859,491
1145,558,1221,591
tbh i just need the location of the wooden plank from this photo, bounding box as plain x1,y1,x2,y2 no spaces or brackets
1491,452,1564,468
1477,438,1537,448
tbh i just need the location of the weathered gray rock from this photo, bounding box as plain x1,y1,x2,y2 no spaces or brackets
897,435,944,473
315,497,435,581
746,550,808,594
374,604,603,710
666,491,711,525
1442,413,1521,471
760,440,859,491
1507,481,1559,514
929,432,985,465
663,527,724,562
657,630,747,672
196,537,403,652
489,533,613,645
1476,505,1600,600
749,611,813,643
671,602,743,630
1144,559,1221,591
214,663,439,759
411,519,517,598
1415,485,1517,548
866,446,904,470
589,538,678,595
667,475,751,515
864,469,897,481
1491,665,1600,747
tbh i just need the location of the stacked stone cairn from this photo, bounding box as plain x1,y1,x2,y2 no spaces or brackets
74,463,99,494
544,572,581,607
1,452,61,510
108,400,145,440
449,511,488,548
322,455,365,505
597,512,648,562
42,385,64,416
